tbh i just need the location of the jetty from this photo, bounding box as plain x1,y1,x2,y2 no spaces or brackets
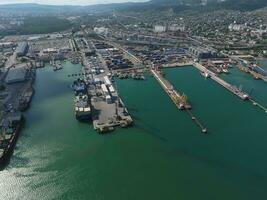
193,62,267,113
236,61,267,82
150,68,207,133
193,62,249,100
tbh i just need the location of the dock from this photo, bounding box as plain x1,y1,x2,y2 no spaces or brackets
193,62,249,100
236,62,267,82
249,98,267,113
91,96,133,133
150,68,207,133
193,62,267,114
81,52,133,133
162,62,193,68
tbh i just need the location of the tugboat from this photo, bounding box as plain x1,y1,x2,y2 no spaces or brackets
74,94,91,121
0,113,23,165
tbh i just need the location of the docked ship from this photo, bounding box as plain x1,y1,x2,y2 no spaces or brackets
74,94,92,121
72,79,87,96
0,113,23,164
18,86,34,111
249,63,267,77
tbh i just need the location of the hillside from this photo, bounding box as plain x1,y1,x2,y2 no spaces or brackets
149,0,267,11
0,0,267,15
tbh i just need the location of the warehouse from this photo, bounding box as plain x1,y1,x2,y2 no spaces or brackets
5,66,28,84
16,42,29,57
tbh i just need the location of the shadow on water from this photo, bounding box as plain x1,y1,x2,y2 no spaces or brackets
133,118,168,142
167,145,267,183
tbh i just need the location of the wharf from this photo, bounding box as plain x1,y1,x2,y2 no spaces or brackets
91,96,133,133
81,52,133,133
150,68,191,110
193,62,267,113
113,66,146,74
236,62,267,82
193,62,249,100
162,62,193,68
249,98,267,113
150,68,207,133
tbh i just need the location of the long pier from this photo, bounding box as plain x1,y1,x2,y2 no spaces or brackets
193,62,267,113
150,68,207,133
193,62,249,100
249,98,267,113
236,61,267,82
162,62,193,68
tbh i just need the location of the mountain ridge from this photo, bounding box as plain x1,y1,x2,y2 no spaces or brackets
0,0,267,14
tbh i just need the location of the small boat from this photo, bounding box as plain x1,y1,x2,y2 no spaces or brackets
222,68,229,74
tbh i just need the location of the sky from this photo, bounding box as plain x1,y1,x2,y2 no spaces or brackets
0,0,147,6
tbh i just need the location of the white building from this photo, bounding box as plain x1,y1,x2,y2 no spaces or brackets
94,27,109,35
154,25,166,33
229,23,246,32
168,24,185,32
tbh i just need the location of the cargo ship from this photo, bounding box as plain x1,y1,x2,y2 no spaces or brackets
18,86,34,111
0,113,23,165
74,94,91,121
249,63,267,77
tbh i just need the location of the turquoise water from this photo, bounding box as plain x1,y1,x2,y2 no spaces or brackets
0,62,267,200
259,59,267,70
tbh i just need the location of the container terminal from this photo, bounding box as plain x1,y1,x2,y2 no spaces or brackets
99,35,208,133
71,40,133,133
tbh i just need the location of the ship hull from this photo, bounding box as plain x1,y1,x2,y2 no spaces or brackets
75,114,92,122
0,118,24,166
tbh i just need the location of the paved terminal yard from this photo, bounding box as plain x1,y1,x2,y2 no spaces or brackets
82,52,133,133
91,94,133,132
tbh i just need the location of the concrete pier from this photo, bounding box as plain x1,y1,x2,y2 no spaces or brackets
249,99,267,113
193,62,267,114
193,62,249,100
150,68,207,133
81,52,133,133
236,62,267,82
162,62,193,68
150,68,191,110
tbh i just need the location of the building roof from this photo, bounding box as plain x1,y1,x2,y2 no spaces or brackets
16,42,28,55
5,66,27,84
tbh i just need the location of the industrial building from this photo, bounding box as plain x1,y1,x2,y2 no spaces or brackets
154,25,166,33
16,42,29,57
168,24,185,32
228,23,246,32
5,66,28,84
189,46,217,59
